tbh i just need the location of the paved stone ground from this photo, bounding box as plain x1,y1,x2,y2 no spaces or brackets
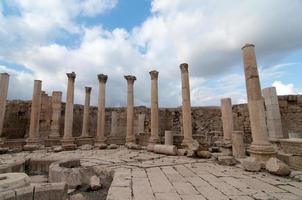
1,147,302,200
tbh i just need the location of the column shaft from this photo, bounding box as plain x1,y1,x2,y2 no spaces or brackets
49,91,62,138
262,87,284,139
149,70,159,144
242,44,275,161
124,75,136,144
62,72,76,150
110,111,118,137
81,87,91,137
27,80,42,145
0,73,9,140
95,74,107,148
221,98,233,143
180,63,193,148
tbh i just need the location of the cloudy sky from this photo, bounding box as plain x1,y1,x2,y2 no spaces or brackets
1,0,302,107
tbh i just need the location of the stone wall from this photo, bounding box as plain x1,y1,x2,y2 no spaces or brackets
2,95,302,145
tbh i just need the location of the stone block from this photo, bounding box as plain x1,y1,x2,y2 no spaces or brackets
217,156,236,166
265,157,290,176
241,157,261,172
34,182,68,200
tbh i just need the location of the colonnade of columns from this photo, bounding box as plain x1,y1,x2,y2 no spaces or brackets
0,44,279,160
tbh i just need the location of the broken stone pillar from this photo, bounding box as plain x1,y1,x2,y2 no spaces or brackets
62,72,76,150
165,130,173,145
241,44,276,161
81,87,92,138
137,113,145,134
0,73,9,146
180,63,193,149
221,98,233,144
149,70,160,144
25,80,42,150
232,131,246,158
49,91,62,139
262,87,284,140
95,74,108,149
153,144,178,156
124,75,136,145
110,111,118,137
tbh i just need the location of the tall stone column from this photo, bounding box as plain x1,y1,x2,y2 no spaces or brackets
124,75,136,145
49,91,62,139
81,87,92,138
62,72,76,150
0,73,9,146
149,70,159,144
180,63,193,149
221,98,233,144
242,44,275,161
25,80,42,150
262,87,284,140
95,74,108,149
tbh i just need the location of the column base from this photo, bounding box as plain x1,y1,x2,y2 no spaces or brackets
248,143,276,163
44,137,61,147
76,137,94,146
0,137,5,147
106,136,125,145
61,138,76,151
0,138,9,154
149,136,160,145
94,139,107,149
181,138,193,149
24,138,40,151
126,136,136,144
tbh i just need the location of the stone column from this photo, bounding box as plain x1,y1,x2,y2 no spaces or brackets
221,98,233,144
95,74,108,149
165,130,173,145
262,87,284,140
25,80,42,149
149,70,160,144
110,111,118,137
81,87,92,138
180,63,193,149
232,131,246,158
242,44,275,161
124,75,136,145
137,113,145,134
0,73,9,145
49,91,62,138
62,72,76,150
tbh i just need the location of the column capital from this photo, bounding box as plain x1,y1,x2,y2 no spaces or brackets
34,80,42,83
241,43,255,50
124,75,136,84
149,70,159,80
66,72,76,80
0,73,9,77
52,91,62,96
85,86,92,93
97,74,108,83
180,63,189,73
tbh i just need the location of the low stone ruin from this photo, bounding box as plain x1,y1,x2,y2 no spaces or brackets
0,43,302,199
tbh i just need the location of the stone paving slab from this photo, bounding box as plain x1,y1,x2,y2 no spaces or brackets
1,148,302,200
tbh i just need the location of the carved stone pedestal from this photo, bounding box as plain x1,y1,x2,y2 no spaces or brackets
76,137,94,146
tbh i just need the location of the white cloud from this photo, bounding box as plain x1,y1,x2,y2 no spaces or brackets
272,81,301,95
1,0,302,107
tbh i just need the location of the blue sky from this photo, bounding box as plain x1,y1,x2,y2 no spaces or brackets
0,0,302,107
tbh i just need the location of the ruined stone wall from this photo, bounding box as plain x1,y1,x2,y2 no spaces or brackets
2,95,302,144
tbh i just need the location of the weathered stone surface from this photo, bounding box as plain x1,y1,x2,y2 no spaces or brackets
34,182,68,200
266,157,291,176
53,146,63,152
153,144,178,156
217,155,236,166
79,144,93,150
90,175,102,191
242,157,261,172
108,144,118,149
0,173,29,191
196,151,212,159
70,193,85,200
